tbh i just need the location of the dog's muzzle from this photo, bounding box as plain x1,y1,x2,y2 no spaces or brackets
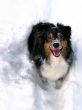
50,39,62,57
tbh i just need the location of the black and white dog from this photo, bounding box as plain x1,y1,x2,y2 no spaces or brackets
27,22,73,88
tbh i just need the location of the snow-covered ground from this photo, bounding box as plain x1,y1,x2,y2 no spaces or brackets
0,0,82,110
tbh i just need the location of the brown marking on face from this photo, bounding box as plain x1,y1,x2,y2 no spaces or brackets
43,33,53,58
44,41,52,58
61,40,70,58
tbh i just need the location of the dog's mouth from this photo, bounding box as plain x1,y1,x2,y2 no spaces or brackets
49,39,63,57
51,49,62,57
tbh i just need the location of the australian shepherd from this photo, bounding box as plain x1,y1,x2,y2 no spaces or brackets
27,22,73,88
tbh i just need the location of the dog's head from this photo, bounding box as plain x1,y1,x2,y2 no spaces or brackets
28,22,72,68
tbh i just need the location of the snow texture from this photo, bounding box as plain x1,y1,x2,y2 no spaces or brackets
0,0,82,110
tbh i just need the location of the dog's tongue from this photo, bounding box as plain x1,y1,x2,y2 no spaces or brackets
53,49,61,57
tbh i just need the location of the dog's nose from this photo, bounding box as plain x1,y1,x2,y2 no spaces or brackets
53,43,59,48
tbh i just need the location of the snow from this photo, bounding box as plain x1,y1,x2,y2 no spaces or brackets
0,0,82,110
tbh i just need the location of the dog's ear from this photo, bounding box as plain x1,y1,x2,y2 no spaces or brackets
28,28,43,68
57,23,71,38
33,35,43,65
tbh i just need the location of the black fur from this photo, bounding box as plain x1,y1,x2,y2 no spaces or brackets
27,22,73,68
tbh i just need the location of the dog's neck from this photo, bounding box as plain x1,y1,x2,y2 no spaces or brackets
40,54,69,88
47,54,64,65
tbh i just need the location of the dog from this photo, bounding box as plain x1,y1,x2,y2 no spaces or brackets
27,22,73,88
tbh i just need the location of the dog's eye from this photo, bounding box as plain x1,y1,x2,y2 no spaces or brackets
58,33,65,41
47,38,52,42
47,34,54,42
60,35,66,41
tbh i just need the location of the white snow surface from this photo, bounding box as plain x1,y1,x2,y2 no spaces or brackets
0,0,82,110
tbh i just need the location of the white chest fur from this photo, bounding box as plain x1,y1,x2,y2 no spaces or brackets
40,55,69,82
